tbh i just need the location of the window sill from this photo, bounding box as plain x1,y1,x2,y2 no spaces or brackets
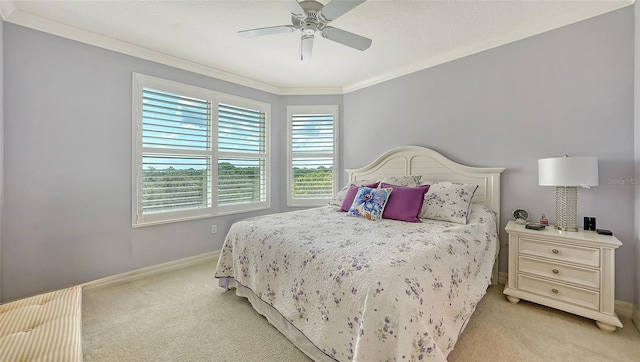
132,205,271,228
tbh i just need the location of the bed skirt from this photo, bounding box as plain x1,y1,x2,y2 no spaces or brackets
218,277,334,362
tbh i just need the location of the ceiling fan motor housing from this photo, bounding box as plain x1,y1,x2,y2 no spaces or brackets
293,1,326,33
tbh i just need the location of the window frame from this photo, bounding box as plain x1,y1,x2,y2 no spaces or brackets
286,104,340,207
216,93,271,215
132,73,270,227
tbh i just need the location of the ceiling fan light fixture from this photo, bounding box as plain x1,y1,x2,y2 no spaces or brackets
300,34,314,62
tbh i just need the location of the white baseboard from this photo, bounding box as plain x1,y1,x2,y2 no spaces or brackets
498,271,508,286
81,251,220,291
496,271,635,320
615,300,634,320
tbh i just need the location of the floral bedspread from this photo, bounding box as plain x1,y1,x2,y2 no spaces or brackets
214,204,498,361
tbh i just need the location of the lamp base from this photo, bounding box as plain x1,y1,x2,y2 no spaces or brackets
555,186,578,231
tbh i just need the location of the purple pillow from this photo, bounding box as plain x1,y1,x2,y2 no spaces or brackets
340,182,379,211
379,183,430,222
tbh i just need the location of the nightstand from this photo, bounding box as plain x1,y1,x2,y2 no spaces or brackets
503,220,623,332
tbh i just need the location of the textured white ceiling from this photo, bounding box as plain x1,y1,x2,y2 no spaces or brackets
0,0,634,94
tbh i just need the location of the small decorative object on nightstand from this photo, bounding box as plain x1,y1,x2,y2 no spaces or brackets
503,220,622,332
512,208,529,225
539,214,548,226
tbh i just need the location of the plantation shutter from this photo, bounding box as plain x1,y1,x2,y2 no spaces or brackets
291,113,335,199
218,103,267,206
141,88,212,215
133,74,271,226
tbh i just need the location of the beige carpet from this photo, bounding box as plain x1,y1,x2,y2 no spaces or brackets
82,258,640,362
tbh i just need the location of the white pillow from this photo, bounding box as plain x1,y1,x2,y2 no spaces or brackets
419,181,478,224
377,175,422,187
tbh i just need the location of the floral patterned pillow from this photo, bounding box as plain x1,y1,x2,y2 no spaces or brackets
329,180,377,206
419,182,478,224
340,182,380,211
347,187,393,221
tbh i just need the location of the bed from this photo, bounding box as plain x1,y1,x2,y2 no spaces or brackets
215,146,504,361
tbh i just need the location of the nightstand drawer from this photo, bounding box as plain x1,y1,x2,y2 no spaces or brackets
518,274,599,310
518,256,600,289
519,238,599,267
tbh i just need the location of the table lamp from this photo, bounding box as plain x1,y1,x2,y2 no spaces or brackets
538,156,598,231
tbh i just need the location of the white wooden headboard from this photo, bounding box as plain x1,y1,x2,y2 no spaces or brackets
346,145,505,283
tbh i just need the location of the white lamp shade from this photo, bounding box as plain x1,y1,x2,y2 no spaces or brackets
538,156,599,187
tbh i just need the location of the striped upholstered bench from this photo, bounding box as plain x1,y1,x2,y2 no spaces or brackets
0,286,82,361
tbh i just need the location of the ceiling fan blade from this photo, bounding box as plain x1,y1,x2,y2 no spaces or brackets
300,35,314,62
238,25,297,38
321,26,372,51
281,0,306,18
319,0,366,22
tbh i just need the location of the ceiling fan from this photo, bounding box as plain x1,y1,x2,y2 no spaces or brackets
238,0,372,61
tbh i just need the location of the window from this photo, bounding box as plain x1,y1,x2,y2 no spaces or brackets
216,96,269,213
287,105,339,207
132,74,269,226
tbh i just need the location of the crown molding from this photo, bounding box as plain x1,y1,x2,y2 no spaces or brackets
278,87,343,95
0,0,16,21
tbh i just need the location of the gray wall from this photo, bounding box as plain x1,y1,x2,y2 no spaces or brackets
1,24,320,302
0,18,3,303
343,7,636,303
635,1,640,321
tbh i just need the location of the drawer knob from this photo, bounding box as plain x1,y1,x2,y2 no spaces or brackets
552,288,559,294
552,248,559,254
552,268,560,274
